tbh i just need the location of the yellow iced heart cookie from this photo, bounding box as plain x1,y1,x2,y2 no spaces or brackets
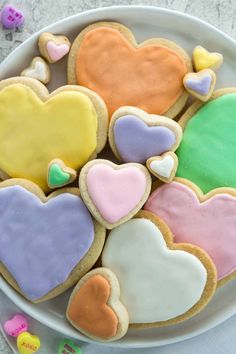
0,78,108,191
193,46,223,72
17,331,40,354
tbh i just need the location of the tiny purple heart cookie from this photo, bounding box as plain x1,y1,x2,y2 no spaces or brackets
183,69,216,102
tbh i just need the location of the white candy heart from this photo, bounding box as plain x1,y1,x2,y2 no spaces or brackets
21,57,50,84
102,218,207,323
150,155,174,178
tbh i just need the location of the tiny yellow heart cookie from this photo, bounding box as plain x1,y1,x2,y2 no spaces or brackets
17,331,40,354
193,46,223,72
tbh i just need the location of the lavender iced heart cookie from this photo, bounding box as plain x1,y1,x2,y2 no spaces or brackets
183,69,216,102
0,179,105,303
108,107,182,164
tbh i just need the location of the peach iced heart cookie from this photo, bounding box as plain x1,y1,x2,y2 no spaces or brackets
68,22,192,118
0,77,108,192
38,32,71,63
79,159,151,229
102,211,217,327
67,268,129,342
145,178,236,286
109,106,182,164
0,179,105,302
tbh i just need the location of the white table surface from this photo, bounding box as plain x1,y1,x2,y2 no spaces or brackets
1,0,236,353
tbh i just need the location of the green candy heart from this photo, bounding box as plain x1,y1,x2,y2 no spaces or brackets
58,339,81,354
177,93,236,193
48,163,71,188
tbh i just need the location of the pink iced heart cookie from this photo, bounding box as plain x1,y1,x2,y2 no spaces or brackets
145,178,236,284
38,32,71,64
79,160,151,229
4,314,28,337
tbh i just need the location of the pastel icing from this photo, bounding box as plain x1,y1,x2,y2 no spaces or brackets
150,155,175,178
22,60,48,82
4,314,28,337
113,115,176,163
177,94,236,192
76,27,188,116
0,84,98,191
145,181,236,280
193,46,222,71
0,185,94,301
47,41,70,62
102,218,207,323
185,73,212,95
86,164,147,223
48,162,70,187
67,275,118,339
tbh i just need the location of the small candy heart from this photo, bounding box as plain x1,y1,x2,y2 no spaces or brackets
183,69,216,102
147,152,178,183
193,46,223,71
58,339,81,354
17,331,40,354
48,159,77,189
4,314,28,337
21,57,51,84
0,5,24,29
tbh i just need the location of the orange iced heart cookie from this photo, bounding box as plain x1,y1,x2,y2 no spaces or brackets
68,22,191,118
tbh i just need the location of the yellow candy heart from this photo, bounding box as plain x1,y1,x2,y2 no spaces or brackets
193,45,223,71
17,331,40,354
0,83,99,191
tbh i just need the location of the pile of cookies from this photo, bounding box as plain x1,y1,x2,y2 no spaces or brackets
1,21,234,343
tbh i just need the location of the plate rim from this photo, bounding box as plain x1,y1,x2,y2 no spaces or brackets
1,5,236,348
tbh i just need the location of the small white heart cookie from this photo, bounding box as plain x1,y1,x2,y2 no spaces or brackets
21,57,50,84
146,152,178,183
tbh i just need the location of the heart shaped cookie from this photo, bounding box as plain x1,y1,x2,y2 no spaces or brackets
102,211,217,327
0,77,108,192
38,32,71,63
48,159,77,189
183,69,216,101
21,57,51,84
177,89,236,193
67,268,129,341
109,107,182,163
0,179,105,302
17,331,40,354
145,178,236,285
193,45,223,71
68,22,192,118
147,152,178,183
79,159,151,229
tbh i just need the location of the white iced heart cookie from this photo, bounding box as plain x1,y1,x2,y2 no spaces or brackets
21,57,50,84
147,152,178,183
102,211,217,327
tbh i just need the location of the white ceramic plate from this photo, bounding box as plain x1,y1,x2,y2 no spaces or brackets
1,5,236,349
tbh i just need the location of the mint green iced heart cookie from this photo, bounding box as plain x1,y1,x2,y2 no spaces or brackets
48,159,77,189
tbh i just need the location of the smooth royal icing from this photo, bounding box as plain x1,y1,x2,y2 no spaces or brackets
47,41,70,61
150,155,175,178
0,84,98,191
113,115,176,163
67,275,118,339
22,60,48,82
193,46,222,71
145,181,236,280
0,185,95,301
76,27,188,116
86,164,147,223
102,218,207,323
185,73,212,95
177,93,236,192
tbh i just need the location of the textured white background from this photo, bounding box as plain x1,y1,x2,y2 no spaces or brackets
0,0,235,352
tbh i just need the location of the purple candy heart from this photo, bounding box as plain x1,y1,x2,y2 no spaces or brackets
113,115,176,163
0,5,24,29
0,186,94,301
185,74,212,95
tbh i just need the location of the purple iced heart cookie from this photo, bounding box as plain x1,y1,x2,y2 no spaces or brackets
185,73,212,95
112,115,179,163
0,185,98,301
0,5,24,29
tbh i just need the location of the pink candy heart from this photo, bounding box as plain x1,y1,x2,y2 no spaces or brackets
47,41,70,62
4,314,28,337
0,5,24,29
